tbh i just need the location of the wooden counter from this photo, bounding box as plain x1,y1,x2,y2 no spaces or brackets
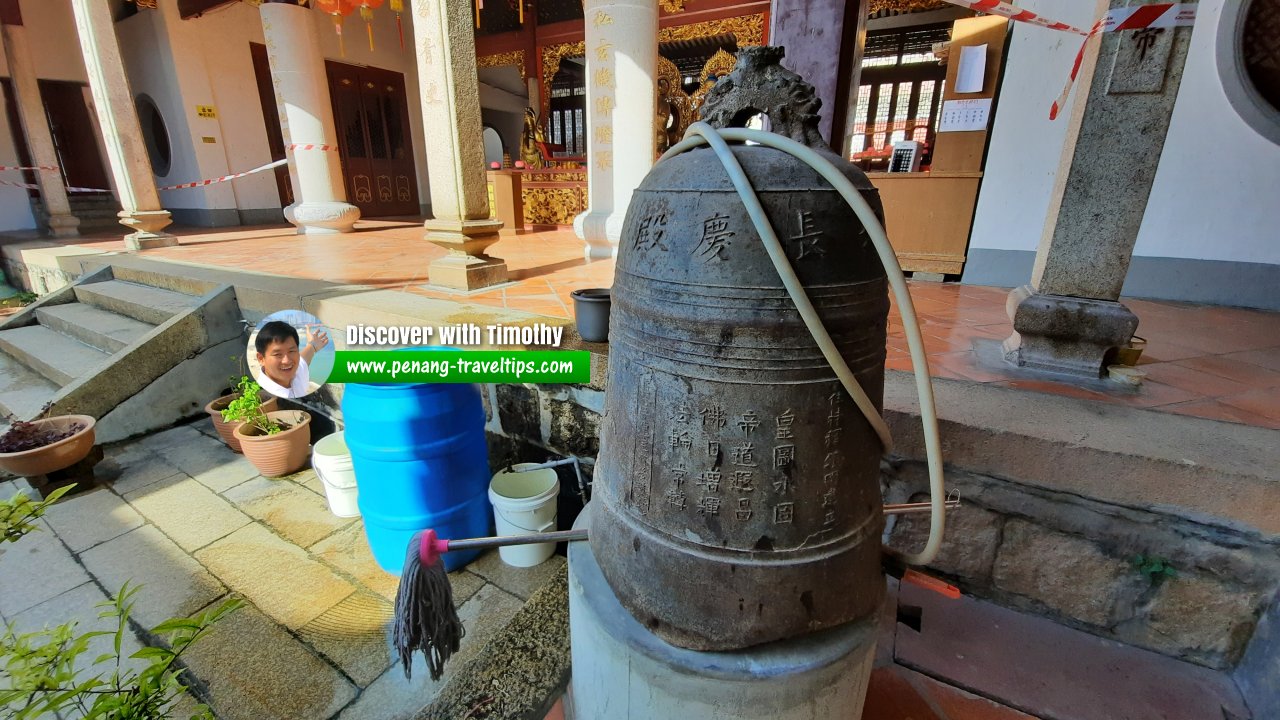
867,171,983,276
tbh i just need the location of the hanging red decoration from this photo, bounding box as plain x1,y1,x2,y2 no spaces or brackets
390,0,406,51
315,0,360,57
359,0,386,52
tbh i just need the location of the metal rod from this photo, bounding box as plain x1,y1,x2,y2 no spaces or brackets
442,500,960,551
445,528,588,551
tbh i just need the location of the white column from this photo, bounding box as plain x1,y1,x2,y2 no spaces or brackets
260,2,360,234
573,0,658,259
1,21,78,237
69,0,174,249
414,0,509,290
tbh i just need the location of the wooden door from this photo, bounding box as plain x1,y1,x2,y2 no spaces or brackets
2,79,111,194
38,81,111,192
326,61,419,217
250,42,294,208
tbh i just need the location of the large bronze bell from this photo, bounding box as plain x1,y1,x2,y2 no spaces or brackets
592,47,891,651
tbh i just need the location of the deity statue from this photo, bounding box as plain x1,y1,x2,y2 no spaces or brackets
520,107,546,170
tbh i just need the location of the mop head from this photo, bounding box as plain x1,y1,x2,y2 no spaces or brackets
393,531,466,681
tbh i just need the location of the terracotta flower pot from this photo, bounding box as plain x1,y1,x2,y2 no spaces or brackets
205,392,279,453
234,410,312,478
0,415,96,477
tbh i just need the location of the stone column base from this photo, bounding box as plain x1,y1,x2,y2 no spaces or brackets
1002,284,1139,378
119,210,176,250
574,210,615,259
425,218,509,290
285,201,361,234
47,213,81,238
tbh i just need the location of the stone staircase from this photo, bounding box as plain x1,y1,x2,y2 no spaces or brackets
31,195,123,234
0,266,246,443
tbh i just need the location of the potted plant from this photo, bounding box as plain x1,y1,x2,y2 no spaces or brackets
206,374,278,453
0,407,96,478
233,406,311,478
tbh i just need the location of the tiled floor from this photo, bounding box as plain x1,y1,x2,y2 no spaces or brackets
36,221,1280,429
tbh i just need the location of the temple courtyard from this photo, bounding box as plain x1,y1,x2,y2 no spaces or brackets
0,223,1276,719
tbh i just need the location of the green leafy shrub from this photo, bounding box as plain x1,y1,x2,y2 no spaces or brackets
218,376,263,424
0,582,242,719
1,485,74,544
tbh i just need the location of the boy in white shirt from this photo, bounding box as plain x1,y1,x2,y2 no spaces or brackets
255,320,329,399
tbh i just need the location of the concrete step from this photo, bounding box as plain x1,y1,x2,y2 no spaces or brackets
73,280,200,326
35,303,154,354
0,350,59,420
0,325,110,386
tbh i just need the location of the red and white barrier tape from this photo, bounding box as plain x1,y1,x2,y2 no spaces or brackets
157,158,287,191
0,164,60,172
287,143,340,152
939,1,1197,118
0,178,110,193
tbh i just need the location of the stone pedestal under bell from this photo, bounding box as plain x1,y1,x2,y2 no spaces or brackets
567,506,878,720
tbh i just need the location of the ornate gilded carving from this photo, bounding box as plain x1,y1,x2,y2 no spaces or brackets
657,13,766,47
690,48,739,115
478,50,528,80
522,186,587,226
869,0,949,14
537,14,764,135
659,0,686,14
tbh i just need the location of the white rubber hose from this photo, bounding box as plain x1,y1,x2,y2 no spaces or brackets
657,121,946,566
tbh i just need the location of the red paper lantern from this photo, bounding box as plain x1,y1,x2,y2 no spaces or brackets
315,0,360,56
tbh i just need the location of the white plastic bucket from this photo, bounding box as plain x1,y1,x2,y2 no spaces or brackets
313,432,360,518
488,463,560,567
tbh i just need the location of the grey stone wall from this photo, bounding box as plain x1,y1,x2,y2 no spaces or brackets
884,460,1280,671
479,352,608,523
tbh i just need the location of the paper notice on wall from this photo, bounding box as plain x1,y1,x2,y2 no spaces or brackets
955,44,988,93
939,98,992,132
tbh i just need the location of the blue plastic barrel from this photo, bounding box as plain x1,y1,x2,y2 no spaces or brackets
342,368,492,574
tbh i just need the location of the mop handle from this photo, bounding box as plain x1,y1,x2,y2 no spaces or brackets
445,528,589,551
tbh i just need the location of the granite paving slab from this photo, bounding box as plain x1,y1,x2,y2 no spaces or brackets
152,439,260,493
79,524,227,630
467,550,567,601
223,475,355,548
180,600,358,720
0,520,91,616
99,447,185,495
894,583,1250,720
41,486,144,553
123,474,251,552
296,591,396,688
193,523,357,629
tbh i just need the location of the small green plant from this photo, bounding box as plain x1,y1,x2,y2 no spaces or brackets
0,581,242,719
218,376,263,424
1133,555,1178,584
1,485,75,544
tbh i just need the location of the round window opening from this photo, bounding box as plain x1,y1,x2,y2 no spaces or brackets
1218,0,1280,144
136,94,172,176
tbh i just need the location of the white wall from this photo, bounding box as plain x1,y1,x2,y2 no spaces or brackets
1132,0,1280,265
967,0,1098,256
969,0,1280,268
